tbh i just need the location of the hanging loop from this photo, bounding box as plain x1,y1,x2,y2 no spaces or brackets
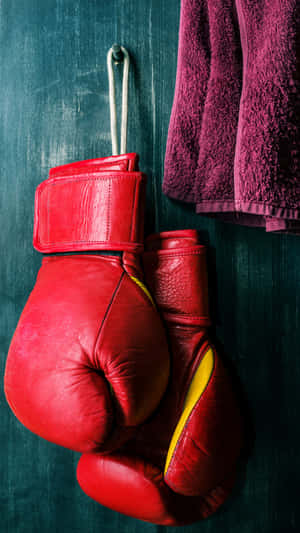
107,44,130,155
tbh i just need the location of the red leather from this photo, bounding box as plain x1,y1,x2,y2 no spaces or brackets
4,154,170,453
49,153,139,176
33,154,144,254
77,453,236,526
77,230,243,525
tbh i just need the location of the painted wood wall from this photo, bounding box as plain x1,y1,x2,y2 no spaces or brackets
1,1,299,531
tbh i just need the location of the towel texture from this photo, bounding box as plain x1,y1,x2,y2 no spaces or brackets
163,0,300,234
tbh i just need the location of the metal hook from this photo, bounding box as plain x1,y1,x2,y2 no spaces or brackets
111,43,124,63
107,45,130,155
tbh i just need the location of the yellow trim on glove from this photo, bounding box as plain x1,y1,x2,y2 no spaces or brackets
164,347,214,474
130,275,155,307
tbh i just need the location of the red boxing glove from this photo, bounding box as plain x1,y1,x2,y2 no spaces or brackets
77,230,243,526
4,154,170,453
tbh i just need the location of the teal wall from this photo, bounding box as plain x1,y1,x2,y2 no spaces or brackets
1,1,300,531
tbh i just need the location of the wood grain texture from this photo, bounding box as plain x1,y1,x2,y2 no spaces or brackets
0,0,299,532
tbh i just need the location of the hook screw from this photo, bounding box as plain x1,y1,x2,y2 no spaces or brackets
111,44,124,63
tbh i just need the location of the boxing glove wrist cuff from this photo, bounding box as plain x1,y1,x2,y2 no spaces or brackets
33,159,146,254
143,230,211,327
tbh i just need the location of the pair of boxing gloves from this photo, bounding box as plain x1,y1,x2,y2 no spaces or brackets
4,153,243,526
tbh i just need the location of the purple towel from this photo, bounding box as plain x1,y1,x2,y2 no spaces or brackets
163,0,300,234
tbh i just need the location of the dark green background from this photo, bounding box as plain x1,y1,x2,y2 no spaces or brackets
1,1,300,531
